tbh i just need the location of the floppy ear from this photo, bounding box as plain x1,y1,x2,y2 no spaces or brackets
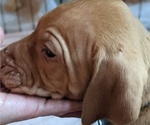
82,47,146,125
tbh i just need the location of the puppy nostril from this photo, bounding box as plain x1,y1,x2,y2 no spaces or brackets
0,64,5,69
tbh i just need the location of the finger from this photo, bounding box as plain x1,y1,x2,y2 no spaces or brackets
0,27,4,44
0,92,82,125
39,99,82,117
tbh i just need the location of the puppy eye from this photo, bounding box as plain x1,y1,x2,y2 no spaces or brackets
42,46,56,58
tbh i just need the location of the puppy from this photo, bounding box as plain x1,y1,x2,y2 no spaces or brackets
0,0,150,125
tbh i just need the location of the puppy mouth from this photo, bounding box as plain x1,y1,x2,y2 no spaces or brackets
0,80,80,102
0,65,22,91
0,75,22,96
0,66,80,101
0,69,64,99
1,72,21,88
0,79,79,102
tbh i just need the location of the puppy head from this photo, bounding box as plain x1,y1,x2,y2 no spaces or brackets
30,8,95,99
0,0,95,99
0,0,148,124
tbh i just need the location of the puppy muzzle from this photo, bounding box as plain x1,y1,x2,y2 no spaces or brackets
0,46,22,90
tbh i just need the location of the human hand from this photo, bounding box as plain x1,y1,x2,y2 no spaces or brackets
0,92,82,125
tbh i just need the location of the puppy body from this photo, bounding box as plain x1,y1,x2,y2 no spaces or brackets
0,0,150,125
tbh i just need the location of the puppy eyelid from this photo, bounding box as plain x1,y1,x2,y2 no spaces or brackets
42,46,56,58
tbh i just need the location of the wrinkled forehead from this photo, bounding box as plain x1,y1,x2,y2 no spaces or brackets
37,2,92,33
35,3,94,48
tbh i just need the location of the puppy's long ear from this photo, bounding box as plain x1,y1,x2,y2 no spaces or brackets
82,47,146,125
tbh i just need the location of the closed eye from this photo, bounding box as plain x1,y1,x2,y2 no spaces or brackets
42,46,56,58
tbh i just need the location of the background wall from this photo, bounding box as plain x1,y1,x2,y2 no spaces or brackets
0,0,150,34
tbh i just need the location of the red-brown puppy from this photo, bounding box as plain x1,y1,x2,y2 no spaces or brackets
0,0,150,125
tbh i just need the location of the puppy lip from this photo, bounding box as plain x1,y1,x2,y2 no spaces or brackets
51,92,64,99
3,80,21,89
1,70,22,89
